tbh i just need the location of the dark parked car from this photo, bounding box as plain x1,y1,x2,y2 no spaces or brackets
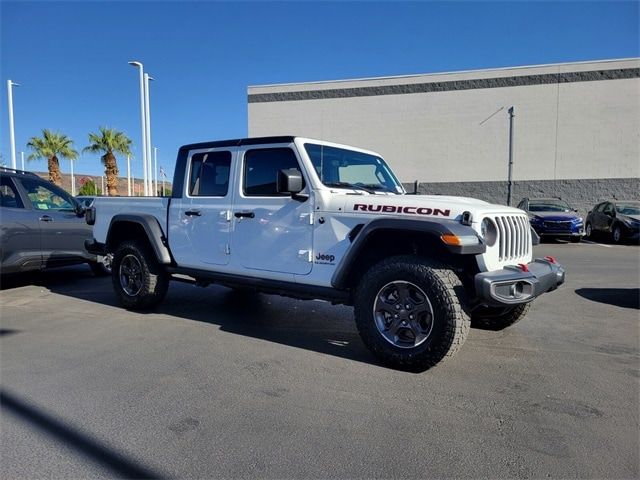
517,197,585,243
585,200,640,243
0,168,110,275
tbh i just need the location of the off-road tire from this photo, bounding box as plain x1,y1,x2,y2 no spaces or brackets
471,302,531,330
112,240,169,310
354,256,470,372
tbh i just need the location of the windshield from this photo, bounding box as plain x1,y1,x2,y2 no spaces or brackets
304,143,404,194
616,203,640,215
528,200,572,212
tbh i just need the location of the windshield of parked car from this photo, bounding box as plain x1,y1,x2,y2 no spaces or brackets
528,200,573,212
304,143,404,194
616,203,640,215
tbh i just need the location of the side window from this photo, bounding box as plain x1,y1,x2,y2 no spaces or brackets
0,177,24,209
20,178,75,211
603,203,614,215
189,151,231,197
243,148,303,196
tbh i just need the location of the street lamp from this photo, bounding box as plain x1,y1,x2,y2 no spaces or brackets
154,147,158,195
128,61,148,196
70,157,76,196
144,73,154,195
7,80,20,170
127,154,132,196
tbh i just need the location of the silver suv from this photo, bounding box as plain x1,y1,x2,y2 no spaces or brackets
0,168,109,276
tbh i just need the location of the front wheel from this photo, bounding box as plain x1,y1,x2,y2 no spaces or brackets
354,256,470,371
612,224,622,243
112,240,169,309
570,236,582,243
471,303,531,330
585,222,593,238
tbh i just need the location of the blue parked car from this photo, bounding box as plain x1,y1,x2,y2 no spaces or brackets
517,198,585,243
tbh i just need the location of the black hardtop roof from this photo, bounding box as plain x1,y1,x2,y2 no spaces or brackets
179,136,295,151
0,167,39,178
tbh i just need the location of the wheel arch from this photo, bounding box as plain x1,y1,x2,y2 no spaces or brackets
331,218,484,291
106,214,172,264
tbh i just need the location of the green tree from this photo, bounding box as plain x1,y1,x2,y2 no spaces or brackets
83,127,132,196
26,129,78,186
78,177,101,196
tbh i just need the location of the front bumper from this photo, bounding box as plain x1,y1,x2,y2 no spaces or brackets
475,257,565,306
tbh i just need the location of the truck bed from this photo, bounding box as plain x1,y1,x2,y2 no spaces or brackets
92,197,170,244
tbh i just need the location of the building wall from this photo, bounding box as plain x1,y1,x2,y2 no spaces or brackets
248,59,640,201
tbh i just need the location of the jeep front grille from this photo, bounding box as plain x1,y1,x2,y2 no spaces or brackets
494,215,531,261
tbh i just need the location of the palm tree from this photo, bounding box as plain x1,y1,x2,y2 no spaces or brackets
26,129,78,186
84,127,132,196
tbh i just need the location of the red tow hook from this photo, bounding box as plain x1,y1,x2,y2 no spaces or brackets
518,263,529,272
545,256,557,264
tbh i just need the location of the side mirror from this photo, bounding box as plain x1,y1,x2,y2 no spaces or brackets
75,203,86,217
277,168,304,195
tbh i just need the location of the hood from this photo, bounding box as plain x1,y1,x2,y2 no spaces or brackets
620,214,640,222
338,193,523,221
528,211,580,221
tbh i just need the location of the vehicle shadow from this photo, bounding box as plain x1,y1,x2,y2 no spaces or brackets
1,388,167,479
1,265,97,291
575,288,640,310
33,269,383,368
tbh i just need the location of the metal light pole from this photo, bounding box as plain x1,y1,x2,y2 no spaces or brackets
153,147,158,195
7,80,20,170
507,106,515,206
20,151,24,171
101,175,105,195
144,73,154,196
70,158,75,196
129,61,148,196
127,154,132,196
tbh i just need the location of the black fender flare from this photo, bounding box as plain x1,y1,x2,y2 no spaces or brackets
331,218,485,289
106,214,172,264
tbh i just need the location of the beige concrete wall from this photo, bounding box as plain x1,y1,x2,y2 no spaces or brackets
248,59,640,183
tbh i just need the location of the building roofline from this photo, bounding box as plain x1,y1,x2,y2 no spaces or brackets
248,58,640,89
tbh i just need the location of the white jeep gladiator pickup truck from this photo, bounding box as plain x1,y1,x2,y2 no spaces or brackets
86,136,565,371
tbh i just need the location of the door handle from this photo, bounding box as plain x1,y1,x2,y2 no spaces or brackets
185,210,201,217
39,215,53,222
234,211,255,219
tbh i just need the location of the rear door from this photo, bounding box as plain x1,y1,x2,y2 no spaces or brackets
168,148,235,268
231,146,313,275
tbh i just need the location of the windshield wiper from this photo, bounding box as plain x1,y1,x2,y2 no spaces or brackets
324,182,378,194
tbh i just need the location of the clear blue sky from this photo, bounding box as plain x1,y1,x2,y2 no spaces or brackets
1,1,638,183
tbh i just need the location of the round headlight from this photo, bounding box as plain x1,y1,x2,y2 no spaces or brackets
481,218,498,246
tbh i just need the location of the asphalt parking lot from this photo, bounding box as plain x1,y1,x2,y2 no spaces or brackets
1,241,638,479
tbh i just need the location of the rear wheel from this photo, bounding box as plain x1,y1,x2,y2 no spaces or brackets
471,303,531,330
354,256,470,371
112,240,168,309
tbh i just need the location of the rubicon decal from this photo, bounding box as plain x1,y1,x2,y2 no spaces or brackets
353,204,451,217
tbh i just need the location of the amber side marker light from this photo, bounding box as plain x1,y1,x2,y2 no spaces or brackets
441,234,481,246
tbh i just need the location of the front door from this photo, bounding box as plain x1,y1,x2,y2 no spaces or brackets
169,148,235,268
232,146,313,275
18,177,89,267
